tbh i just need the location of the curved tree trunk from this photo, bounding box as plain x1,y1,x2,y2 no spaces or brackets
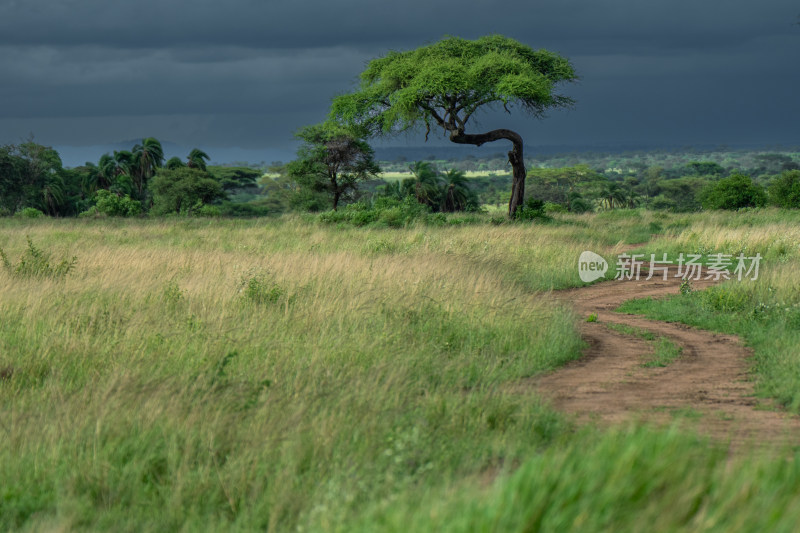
449,129,526,217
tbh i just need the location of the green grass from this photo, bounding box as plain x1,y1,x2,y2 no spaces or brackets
342,426,800,533
2,210,800,531
646,337,684,368
605,322,657,341
604,323,683,367
0,214,636,531
617,211,800,410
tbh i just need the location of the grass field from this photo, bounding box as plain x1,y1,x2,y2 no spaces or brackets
378,170,511,181
2,210,800,531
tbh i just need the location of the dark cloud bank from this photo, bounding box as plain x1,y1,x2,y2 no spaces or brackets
1,0,798,165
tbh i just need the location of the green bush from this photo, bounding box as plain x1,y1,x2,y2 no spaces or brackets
768,170,800,208
238,272,287,305
90,189,142,217
150,168,226,215
544,201,567,214
14,207,45,219
318,197,428,228
699,174,767,210
650,195,678,211
515,198,550,221
194,204,222,217
0,237,76,280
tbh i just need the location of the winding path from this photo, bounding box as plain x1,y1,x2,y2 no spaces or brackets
533,267,800,451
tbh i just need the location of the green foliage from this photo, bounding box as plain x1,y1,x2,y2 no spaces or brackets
287,123,380,211
208,166,262,191
187,148,210,171
351,425,800,533
237,271,287,305
514,198,550,221
318,196,429,227
685,160,725,176
699,174,767,210
379,161,479,214
330,35,577,217
195,204,222,217
150,167,226,215
330,35,576,136
768,170,800,208
130,138,165,202
165,156,185,170
543,201,567,214
14,207,45,218
644,337,683,368
162,281,185,306
0,237,76,280
680,279,694,295
91,189,142,217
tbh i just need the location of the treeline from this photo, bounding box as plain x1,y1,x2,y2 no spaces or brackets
3,137,800,219
0,138,263,218
522,158,800,212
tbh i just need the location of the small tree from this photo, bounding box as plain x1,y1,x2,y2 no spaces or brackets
150,168,225,215
699,174,766,210
768,170,800,208
287,124,380,211
330,35,576,217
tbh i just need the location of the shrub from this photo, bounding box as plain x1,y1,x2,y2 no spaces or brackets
544,201,567,214
14,207,45,219
768,170,800,208
650,195,678,211
91,189,142,217
194,204,222,217
238,272,287,305
699,174,767,210
515,198,550,221
0,237,76,280
162,281,185,306
318,197,428,228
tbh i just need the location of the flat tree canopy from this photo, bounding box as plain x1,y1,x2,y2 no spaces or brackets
330,35,577,216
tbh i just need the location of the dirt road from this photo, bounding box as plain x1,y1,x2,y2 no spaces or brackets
533,268,800,451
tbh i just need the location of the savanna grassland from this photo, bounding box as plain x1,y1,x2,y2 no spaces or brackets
3,210,800,531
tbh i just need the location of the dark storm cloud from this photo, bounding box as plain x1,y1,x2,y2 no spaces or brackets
1,0,798,153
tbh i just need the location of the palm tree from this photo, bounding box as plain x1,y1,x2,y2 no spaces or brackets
600,182,626,210
409,161,441,208
131,137,164,200
97,154,117,187
112,150,134,177
440,169,476,212
40,175,65,215
187,148,210,171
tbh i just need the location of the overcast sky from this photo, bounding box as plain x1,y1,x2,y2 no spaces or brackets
1,0,798,163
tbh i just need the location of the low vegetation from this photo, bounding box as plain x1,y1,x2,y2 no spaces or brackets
1,210,800,530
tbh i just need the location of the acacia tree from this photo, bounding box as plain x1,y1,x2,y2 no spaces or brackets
287,124,380,211
330,35,576,217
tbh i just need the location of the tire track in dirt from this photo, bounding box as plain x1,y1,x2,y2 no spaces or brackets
532,267,800,451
